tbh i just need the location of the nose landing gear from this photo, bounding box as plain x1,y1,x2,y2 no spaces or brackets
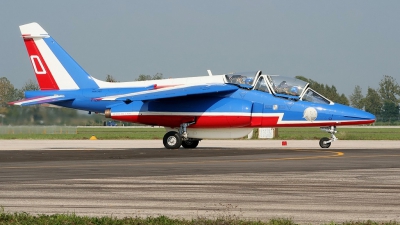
319,126,338,148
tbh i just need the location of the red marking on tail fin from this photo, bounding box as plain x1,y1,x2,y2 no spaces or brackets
23,38,59,90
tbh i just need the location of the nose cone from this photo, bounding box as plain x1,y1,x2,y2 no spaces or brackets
331,104,376,125
357,110,376,121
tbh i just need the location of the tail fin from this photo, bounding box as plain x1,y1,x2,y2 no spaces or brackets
19,22,99,90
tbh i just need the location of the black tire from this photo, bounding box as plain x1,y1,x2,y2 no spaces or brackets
181,140,199,149
163,131,182,149
319,137,331,148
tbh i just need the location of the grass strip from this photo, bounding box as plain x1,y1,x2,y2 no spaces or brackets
0,211,399,225
274,127,400,140
0,127,398,140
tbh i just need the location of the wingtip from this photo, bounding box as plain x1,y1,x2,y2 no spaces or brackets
7,101,19,106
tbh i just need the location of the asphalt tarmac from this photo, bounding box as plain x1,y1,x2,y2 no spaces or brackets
0,140,400,224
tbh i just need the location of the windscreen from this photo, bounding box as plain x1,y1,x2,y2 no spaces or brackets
302,89,331,104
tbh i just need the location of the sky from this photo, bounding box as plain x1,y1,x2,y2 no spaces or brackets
0,0,399,97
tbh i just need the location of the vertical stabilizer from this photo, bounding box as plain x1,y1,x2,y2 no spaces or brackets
19,22,99,90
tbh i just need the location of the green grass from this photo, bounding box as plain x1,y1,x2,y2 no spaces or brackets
0,127,399,140
78,127,166,139
0,127,165,140
0,211,399,225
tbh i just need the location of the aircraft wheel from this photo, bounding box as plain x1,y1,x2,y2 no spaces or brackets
181,140,199,149
319,137,331,148
163,131,182,149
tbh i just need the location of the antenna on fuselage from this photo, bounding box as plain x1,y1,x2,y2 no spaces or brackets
207,70,213,76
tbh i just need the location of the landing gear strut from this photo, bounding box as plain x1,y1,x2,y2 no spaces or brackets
163,122,200,149
319,126,338,148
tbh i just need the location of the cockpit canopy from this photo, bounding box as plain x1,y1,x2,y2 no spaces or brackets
267,75,307,97
225,72,333,105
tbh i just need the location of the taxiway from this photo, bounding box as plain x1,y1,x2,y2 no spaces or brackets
0,140,399,224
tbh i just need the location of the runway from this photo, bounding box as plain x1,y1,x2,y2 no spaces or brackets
1,140,400,224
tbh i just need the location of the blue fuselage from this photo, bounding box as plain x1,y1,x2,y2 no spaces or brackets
26,86,375,128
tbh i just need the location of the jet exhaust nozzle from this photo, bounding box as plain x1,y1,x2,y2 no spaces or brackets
105,108,111,118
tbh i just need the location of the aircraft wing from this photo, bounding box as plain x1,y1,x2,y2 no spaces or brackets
8,95,75,106
99,83,238,101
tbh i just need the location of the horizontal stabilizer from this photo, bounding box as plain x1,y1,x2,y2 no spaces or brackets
8,95,74,106
99,84,238,101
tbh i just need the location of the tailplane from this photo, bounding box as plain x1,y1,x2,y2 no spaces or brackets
20,22,99,90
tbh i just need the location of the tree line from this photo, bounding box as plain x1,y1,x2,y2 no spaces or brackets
297,75,400,123
0,73,164,126
349,75,400,123
0,73,398,126
0,77,90,126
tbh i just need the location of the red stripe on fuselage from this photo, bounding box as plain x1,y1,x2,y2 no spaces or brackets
268,120,376,127
111,115,252,128
23,38,59,90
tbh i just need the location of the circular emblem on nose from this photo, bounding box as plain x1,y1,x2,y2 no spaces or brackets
303,107,318,122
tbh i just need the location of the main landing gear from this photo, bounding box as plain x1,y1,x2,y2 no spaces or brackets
319,126,338,148
163,131,182,149
162,122,200,149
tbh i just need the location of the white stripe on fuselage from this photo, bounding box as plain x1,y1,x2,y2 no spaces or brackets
101,83,222,101
92,75,227,89
111,112,252,116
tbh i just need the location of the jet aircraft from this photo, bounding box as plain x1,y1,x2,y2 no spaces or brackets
10,22,376,149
